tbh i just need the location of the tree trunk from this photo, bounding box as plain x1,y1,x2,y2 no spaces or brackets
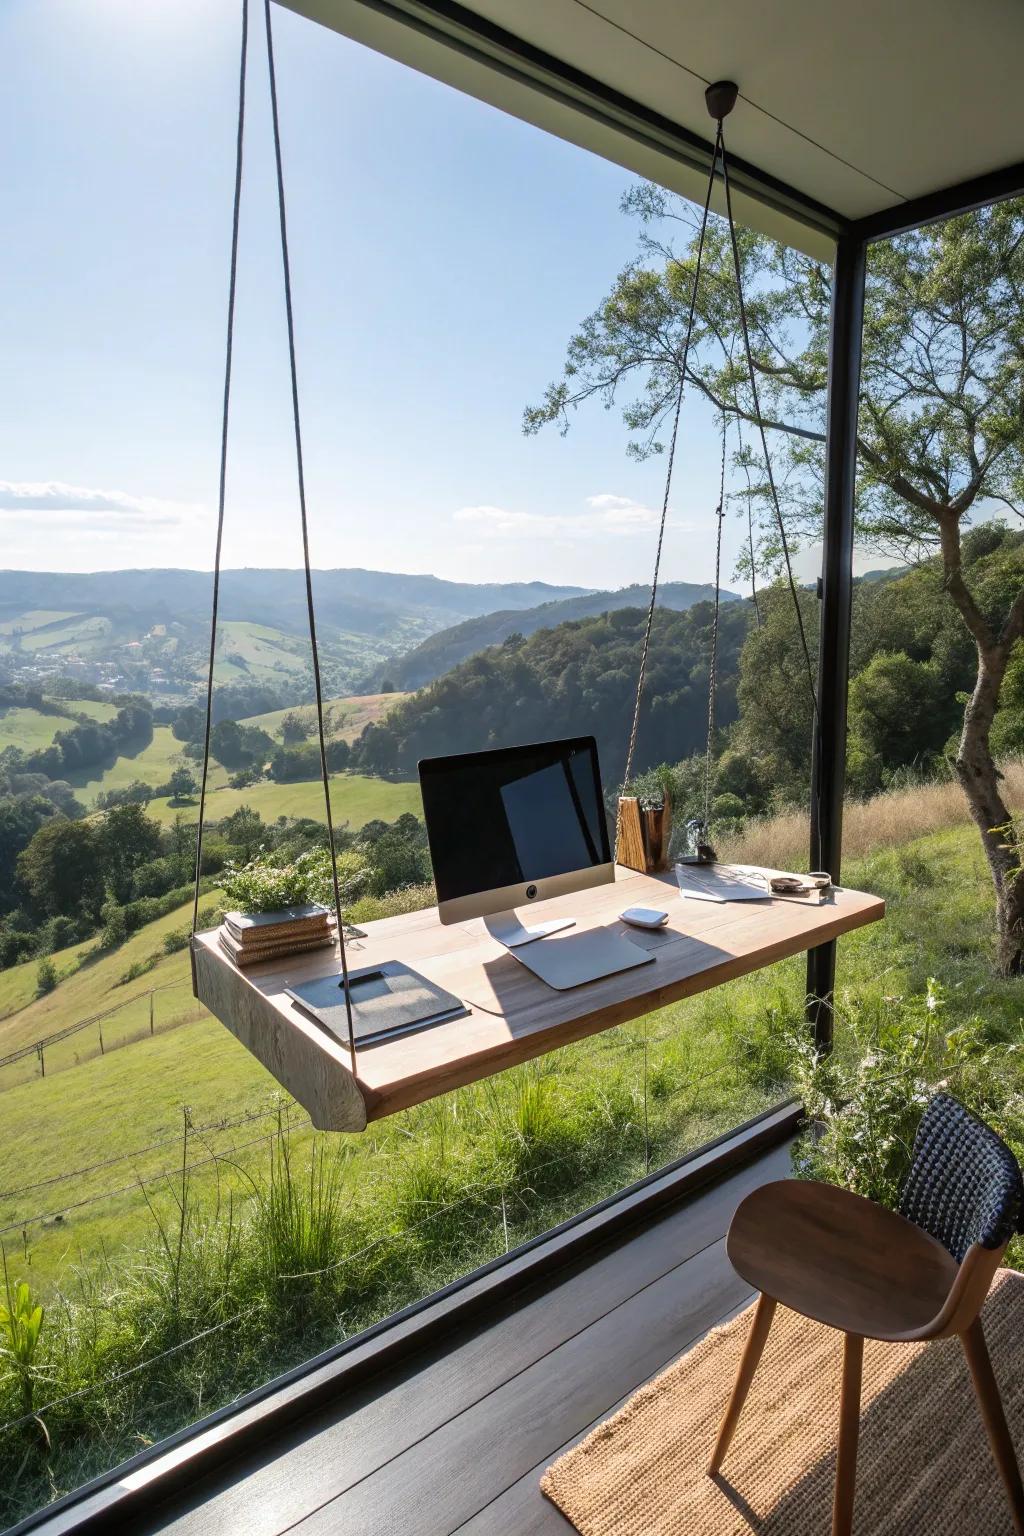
955,645,1024,976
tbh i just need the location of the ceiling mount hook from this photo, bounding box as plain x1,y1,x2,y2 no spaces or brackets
705,80,738,121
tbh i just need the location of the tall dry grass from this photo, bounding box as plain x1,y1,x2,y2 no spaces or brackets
719,759,1024,872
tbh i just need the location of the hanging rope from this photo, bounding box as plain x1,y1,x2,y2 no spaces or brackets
192,0,356,1067
263,0,356,1060
617,123,723,851
703,413,728,832
190,0,248,990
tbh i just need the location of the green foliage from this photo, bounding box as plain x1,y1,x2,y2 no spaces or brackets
353,603,750,784
220,848,367,915
17,818,105,922
786,980,992,1208
34,957,57,997
98,803,163,904
166,766,197,804
0,1268,45,1419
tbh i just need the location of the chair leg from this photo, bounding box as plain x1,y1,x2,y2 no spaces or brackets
962,1316,1024,1536
708,1292,777,1474
832,1331,863,1536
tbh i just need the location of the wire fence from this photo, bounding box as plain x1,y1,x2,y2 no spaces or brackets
0,979,202,1091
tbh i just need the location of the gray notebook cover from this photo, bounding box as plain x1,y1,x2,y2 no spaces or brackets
286,961,469,1049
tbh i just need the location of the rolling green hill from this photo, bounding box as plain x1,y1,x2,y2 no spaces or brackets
238,690,408,742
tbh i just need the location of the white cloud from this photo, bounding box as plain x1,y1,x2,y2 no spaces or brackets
0,480,202,528
453,494,688,543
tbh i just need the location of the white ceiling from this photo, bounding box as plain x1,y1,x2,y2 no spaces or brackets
283,0,1024,257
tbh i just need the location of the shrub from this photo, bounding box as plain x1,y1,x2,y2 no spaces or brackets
35,957,58,996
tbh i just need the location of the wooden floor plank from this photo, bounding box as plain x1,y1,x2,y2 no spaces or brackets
288,1236,750,1536
452,1291,758,1536
139,1146,789,1536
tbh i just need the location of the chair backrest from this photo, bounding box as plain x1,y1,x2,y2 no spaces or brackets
899,1093,1024,1263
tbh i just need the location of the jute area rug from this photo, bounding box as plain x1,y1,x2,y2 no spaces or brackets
541,1268,1024,1536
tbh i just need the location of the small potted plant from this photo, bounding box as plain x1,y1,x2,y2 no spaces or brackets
217,850,360,967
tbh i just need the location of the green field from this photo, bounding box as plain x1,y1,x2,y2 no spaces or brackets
69,698,118,722
0,698,118,754
213,619,310,686
0,610,78,635
68,724,211,805
240,690,408,742
144,771,421,828
19,615,113,653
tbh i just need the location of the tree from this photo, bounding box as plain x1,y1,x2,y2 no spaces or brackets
281,711,311,745
167,766,198,804
210,720,274,772
0,795,56,914
222,805,266,862
17,819,105,920
99,803,163,903
527,193,1024,973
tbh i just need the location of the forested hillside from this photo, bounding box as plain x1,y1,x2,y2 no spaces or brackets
352,524,1024,824
352,600,751,783
371,580,740,691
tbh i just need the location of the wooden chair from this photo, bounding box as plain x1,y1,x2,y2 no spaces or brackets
710,1093,1024,1536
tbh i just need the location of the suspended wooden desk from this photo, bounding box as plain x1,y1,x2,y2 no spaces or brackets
193,867,884,1132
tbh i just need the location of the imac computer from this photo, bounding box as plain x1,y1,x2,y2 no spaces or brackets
418,737,654,990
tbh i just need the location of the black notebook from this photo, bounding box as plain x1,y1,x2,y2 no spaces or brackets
286,961,469,1050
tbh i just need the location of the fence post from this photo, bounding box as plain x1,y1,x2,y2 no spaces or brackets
150,991,155,1036
37,1043,45,1079
98,1020,104,1056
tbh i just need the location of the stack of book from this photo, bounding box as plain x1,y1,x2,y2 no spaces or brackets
218,904,336,968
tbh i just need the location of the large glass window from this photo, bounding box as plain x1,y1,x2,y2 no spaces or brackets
0,2,818,1524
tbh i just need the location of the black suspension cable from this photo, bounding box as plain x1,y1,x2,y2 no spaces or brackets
736,415,762,627
617,123,722,848
703,413,728,831
264,0,356,1063
719,127,819,725
191,0,249,990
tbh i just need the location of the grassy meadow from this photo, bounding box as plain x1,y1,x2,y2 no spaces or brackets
238,689,409,742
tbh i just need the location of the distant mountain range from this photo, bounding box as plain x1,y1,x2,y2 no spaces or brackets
0,568,589,698
0,568,587,638
368,580,741,691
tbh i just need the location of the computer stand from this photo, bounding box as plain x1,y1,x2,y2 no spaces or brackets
484,911,576,949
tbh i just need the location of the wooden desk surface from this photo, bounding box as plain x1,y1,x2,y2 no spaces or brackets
194,867,884,1132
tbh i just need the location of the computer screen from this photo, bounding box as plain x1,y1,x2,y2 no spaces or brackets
418,737,611,907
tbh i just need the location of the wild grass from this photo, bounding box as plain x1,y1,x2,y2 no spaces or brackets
720,758,1024,871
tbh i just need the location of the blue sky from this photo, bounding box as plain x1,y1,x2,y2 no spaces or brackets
2,0,769,592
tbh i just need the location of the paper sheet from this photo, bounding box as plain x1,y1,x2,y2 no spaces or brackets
674,864,771,903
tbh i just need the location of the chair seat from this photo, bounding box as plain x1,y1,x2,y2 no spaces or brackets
727,1179,960,1341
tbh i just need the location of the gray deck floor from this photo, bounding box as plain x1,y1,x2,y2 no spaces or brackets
127,1140,790,1536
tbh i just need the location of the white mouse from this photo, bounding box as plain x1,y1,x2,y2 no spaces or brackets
619,906,670,930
